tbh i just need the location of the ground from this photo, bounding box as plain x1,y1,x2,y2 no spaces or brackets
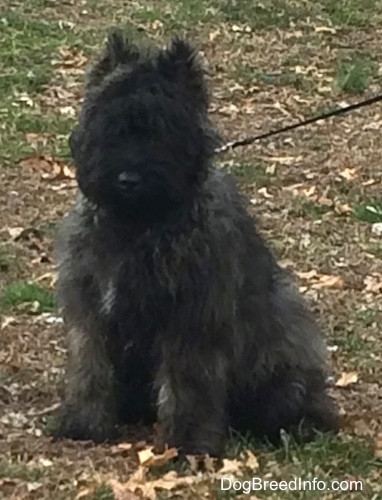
0,1,381,499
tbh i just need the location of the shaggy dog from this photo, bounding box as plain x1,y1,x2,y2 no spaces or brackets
53,30,338,456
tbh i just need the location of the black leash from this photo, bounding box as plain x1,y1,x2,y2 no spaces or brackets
215,93,382,154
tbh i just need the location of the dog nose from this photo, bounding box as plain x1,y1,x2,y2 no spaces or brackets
118,172,141,190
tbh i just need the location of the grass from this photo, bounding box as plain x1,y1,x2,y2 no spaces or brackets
220,161,274,187
0,0,381,499
319,0,382,27
0,459,43,482
91,484,115,500
213,434,377,498
291,199,332,219
0,281,56,312
210,0,313,28
353,199,382,223
0,10,100,164
0,245,12,273
334,54,378,94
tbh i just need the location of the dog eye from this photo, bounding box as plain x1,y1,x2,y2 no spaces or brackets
118,172,141,189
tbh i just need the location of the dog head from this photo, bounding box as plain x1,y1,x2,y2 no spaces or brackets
70,29,219,220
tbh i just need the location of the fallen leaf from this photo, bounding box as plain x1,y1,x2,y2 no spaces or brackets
315,26,336,33
353,419,374,437
6,226,24,239
257,187,273,198
374,433,382,458
335,371,359,387
1,316,17,330
186,454,218,473
371,222,382,236
54,46,88,69
363,274,382,293
338,167,358,180
218,458,243,475
301,185,316,198
317,196,333,207
19,155,75,180
295,270,318,280
76,489,92,499
35,272,57,288
116,443,133,451
209,29,220,41
244,450,259,470
137,448,154,466
149,470,202,491
19,155,53,172
313,274,344,289
108,479,142,500
334,201,352,214
138,446,178,467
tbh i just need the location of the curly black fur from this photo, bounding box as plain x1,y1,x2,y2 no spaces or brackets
53,29,338,455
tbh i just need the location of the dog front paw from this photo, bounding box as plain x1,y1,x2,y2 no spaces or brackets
50,403,120,443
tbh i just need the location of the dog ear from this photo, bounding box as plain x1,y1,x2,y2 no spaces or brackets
86,28,139,88
158,38,209,108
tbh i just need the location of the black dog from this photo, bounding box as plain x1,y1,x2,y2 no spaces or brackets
53,30,338,456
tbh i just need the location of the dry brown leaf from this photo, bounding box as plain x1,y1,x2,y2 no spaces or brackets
363,274,382,293
374,433,382,458
115,466,202,500
218,458,243,475
116,442,133,451
244,450,259,470
148,470,202,491
315,26,336,33
295,270,318,280
1,316,17,330
55,46,88,68
301,186,316,198
257,187,273,198
138,446,178,467
108,479,142,500
338,167,358,180
209,29,220,41
6,226,24,240
25,132,51,147
19,155,75,180
317,196,333,207
137,448,154,466
148,20,164,31
334,201,352,214
313,274,344,289
75,489,92,499
35,272,57,288
352,419,375,437
335,371,359,387
186,454,218,473
19,155,53,172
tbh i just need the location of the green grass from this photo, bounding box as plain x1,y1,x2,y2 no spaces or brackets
319,0,382,27
334,54,378,94
0,10,101,165
292,199,332,220
0,245,12,273
353,199,382,223
91,484,115,500
210,0,313,28
233,65,311,91
212,433,377,499
220,161,274,187
0,459,43,482
0,1,381,499
0,281,55,312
